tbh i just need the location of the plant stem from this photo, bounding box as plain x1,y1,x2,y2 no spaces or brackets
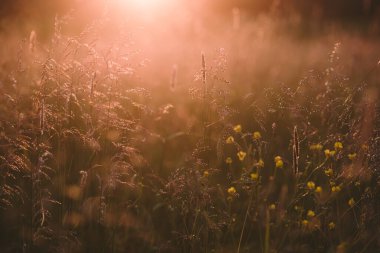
264,209,270,253
237,189,254,253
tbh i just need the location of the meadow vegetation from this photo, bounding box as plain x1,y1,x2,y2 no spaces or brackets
0,1,379,252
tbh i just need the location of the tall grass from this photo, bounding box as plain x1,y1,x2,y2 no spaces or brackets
0,7,379,253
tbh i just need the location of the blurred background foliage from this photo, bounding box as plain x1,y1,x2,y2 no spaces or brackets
1,0,380,36
2,0,378,90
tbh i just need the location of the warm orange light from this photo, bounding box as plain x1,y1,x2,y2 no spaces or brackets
109,0,181,25
114,0,174,13
129,0,161,9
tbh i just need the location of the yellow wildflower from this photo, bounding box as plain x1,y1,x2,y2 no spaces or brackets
334,141,343,150
307,210,315,217
253,131,261,140
250,172,259,181
325,149,336,158
331,185,341,193
233,124,242,133
301,220,309,227
307,181,316,190
348,198,355,207
315,186,322,193
226,136,234,144
310,143,323,151
328,222,335,230
237,151,247,161
348,153,357,160
227,187,236,195
269,204,276,210
275,159,284,168
274,156,282,162
225,157,233,164
203,171,209,177
325,168,333,177
257,159,265,168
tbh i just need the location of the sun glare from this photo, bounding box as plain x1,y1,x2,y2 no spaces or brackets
114,0,173,13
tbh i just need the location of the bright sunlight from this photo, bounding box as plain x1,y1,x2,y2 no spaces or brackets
114,0,176,13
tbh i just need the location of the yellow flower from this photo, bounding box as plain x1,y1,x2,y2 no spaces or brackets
274,156,282,162
226,136,234,144
315,186,323,193
274,156,284,168
325,168,333,177
348,198,355,207
328,222,335,230
325,149,336,157
348,153,357,160
227,187,236,195
310,143,323,151
253,131,261,140
257,159,264,168
275,159,284,168
225,157,233,164
233,124,242,133
325,149,335,157
307,181,316,190
237,151,247,161
250,172,259,181
331,186,341,193
203,171,209,177
307,210,315,217
301,220,309,227
269,204,276,210
334,141,343,150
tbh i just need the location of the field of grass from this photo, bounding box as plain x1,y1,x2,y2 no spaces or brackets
0,1,379,252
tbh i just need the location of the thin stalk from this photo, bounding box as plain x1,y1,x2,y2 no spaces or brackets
264,209,270,253
237,189,254,253
201,52,208,142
